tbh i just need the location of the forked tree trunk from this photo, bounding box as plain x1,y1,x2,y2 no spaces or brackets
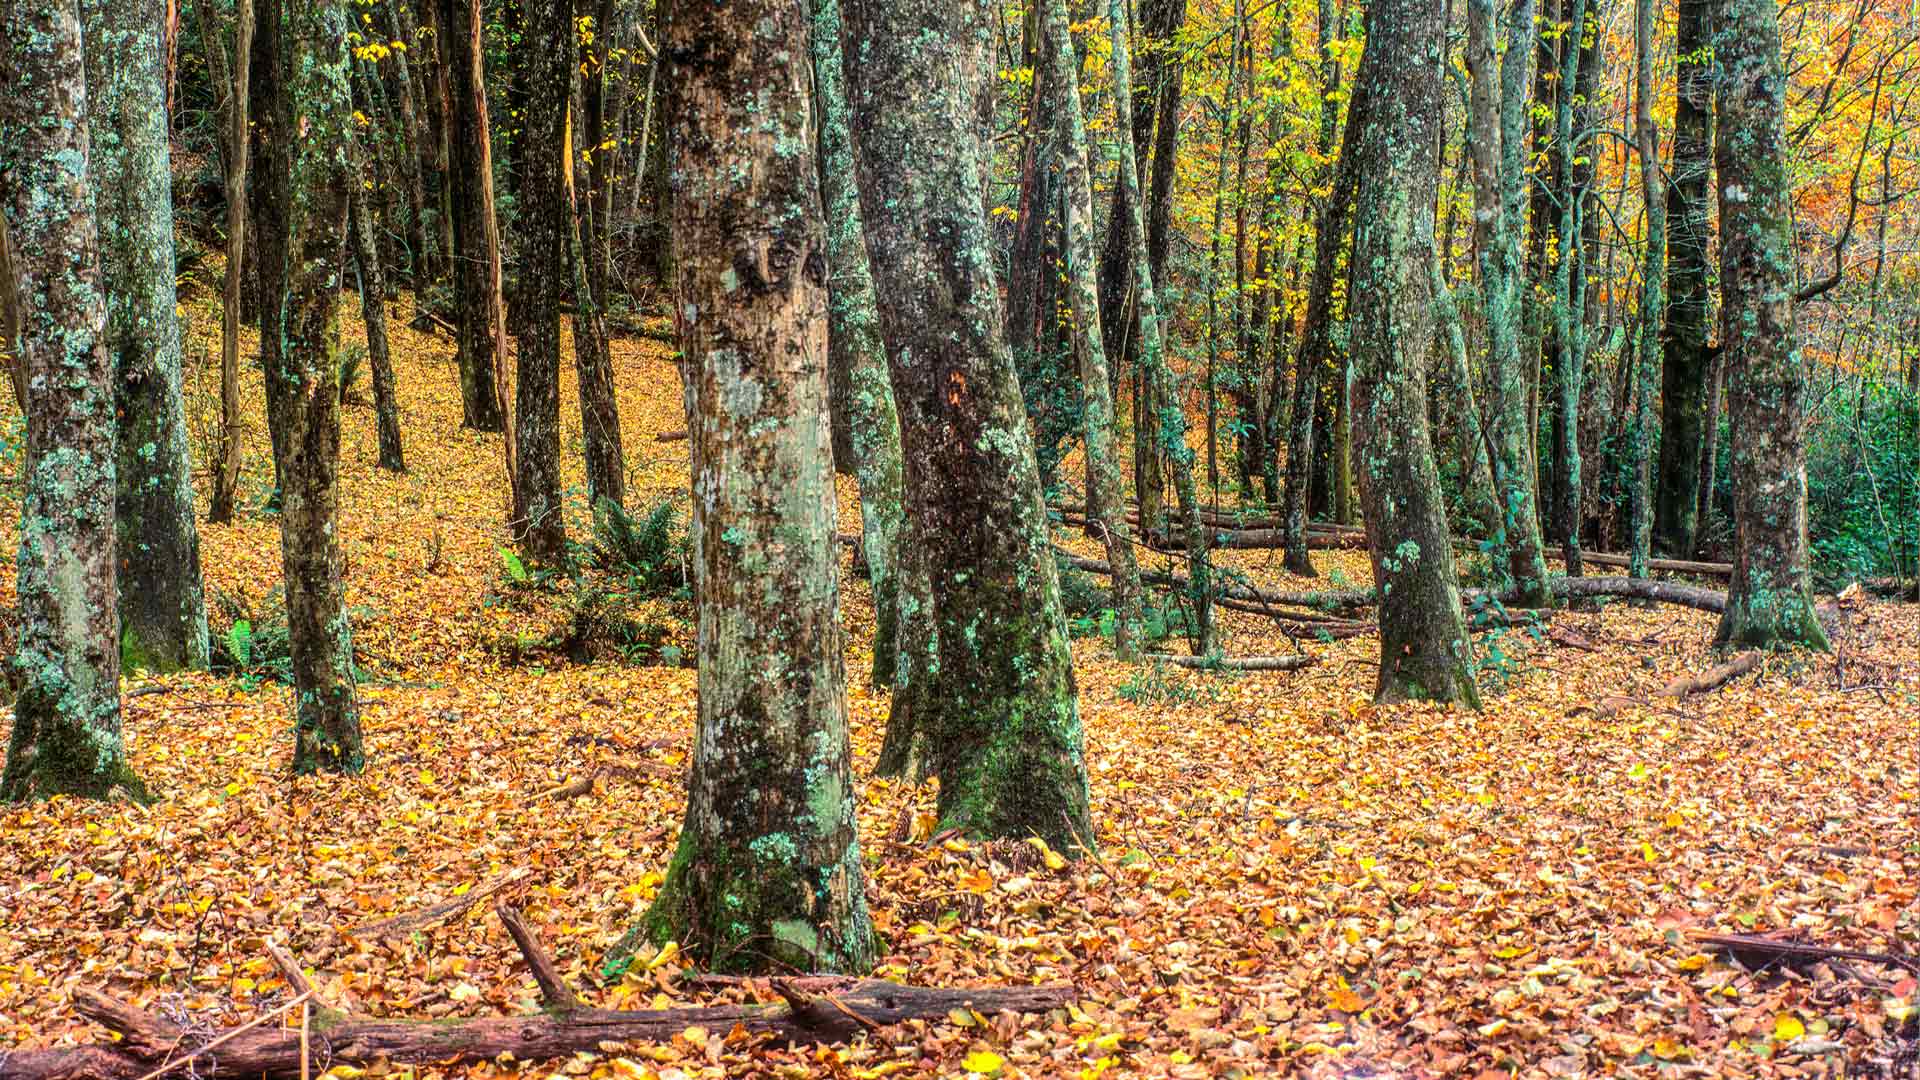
0,0,143,801
209,0,253,524
811,0,908,686
842,0,1093,852
256,0,365,774
509,0,570,564
1345,0,1479,708
616,0,876,976
83,0,211,674
1041,0,1144,659
1712,0,1828,650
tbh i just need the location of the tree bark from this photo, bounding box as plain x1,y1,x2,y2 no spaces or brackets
208,0,251,524
1653,0,1715,556
509,0,570,564
841,0,1094,851
256,0,365,774
811,0,908,686
350,180,406,473
617,0,876,975
1346,0,1480,707
0,0,143,801
1629,0,1664,580
1711,0,1828,650
81,0,211,674
567,160,627,511
437,0,508,433
1041,0,1144,659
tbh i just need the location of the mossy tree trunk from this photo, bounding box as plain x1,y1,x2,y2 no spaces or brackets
1711,0,1828,651
1465,0,1551,606
1552,2,1596,575
83,0,211,675
508,0,570,565
349,180,406,473
1042,0,1144,660
625,0,875,975
1629,0,1664,580
256,0,365,774
436,0,506,434
1280,76,1367,578
0,0,143,801
1347,0,1479,707
841,0,1093,852
810,0,908,687
1654,0,1716,558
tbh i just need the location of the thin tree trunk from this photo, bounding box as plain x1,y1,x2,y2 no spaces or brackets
566,126,627,510
1347,0,1480,707
619,0,877,975
438,0,508,434
350,181,406,473
84,0,211,673
1712,0,1828,650
842,0,1093,851
0,0,143,801
209,0,253,524
1630,0,1663,581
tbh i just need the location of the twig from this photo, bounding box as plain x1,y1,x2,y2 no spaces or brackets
495,902,582,1012
132,990,314,1080
346,868,530,938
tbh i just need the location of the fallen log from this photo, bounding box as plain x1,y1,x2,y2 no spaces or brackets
4,912,1078,1080
1550,575,1726,614
1142,653,1315,671
1688,929,1920,975
1659,651,1763,698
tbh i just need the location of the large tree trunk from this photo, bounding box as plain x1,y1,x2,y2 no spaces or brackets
1465,0,1551,605
0,0,143,801
437,0,508,433
810,0,908,686
1711,0,1828,650
82,0,210,674
1280,73,1367,578
208,0,251,524
1041,0,1144,659
257,0,365,774
509,0,570,564
618,0,876,975
350,180,406,473
1653,0,1715,557
1347,0,1479,707
841,0,1093,852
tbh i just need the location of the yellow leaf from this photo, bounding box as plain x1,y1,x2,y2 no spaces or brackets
1772,1014,1805,1041
961,1050,1004,1074
1676,953,1710,971
1641,841,1658,862
1651,1037,1687,1060
419,769,436,785
1327,987,1364,1012
451,881,472,896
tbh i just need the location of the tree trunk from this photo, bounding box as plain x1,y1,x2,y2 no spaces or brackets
209,0,253,524
1711,0,1828,650
1465,0,1551,605
567,159,627,511
256,0,365,774
1629,0,1663,580
1042,0,1144,659
1280,75,1367,577
0,0,143,801
1553,1,1597,575
1653,0,1715,556
350,181,406,473
811,0,908,686
81,0,211,674
841,0,1093,852
509,0,570,565
437,0,507,433
619,0,876,974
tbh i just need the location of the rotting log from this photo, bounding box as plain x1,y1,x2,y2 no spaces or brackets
1142,654,1315,671
1,911,1077,1080
1659,651,1762,697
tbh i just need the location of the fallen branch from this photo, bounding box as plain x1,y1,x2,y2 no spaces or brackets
345,867,531,939
1659,651,1763,698
1689,930,1920,975
3,925,1077,1080
1142,654,1315,672
1548,576,1726,614
539,759,679,802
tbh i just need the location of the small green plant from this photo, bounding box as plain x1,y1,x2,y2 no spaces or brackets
1463,592,1544,693
589,495,688,599
1116,660,1203,705
209,587,294,690
336,343,366,404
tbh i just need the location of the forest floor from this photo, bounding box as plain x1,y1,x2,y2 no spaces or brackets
0,290,1916,1079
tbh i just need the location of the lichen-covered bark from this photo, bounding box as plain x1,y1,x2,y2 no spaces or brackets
1712,0,1828,651
82,0,210,674
436,0,506,433
624,0,875,975
1654,0,1715,557
349,182,406,473
509,0,569,565
260,0,365,773
1346,0,1480,708
841,0,1093,851
811,0,907,686
1629,0,1664,580
208,0,251,525
1280,76,1367,578
1465,0,1551,606
1552,3,1596,575
0,0,144,801
1041,0,1143,659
